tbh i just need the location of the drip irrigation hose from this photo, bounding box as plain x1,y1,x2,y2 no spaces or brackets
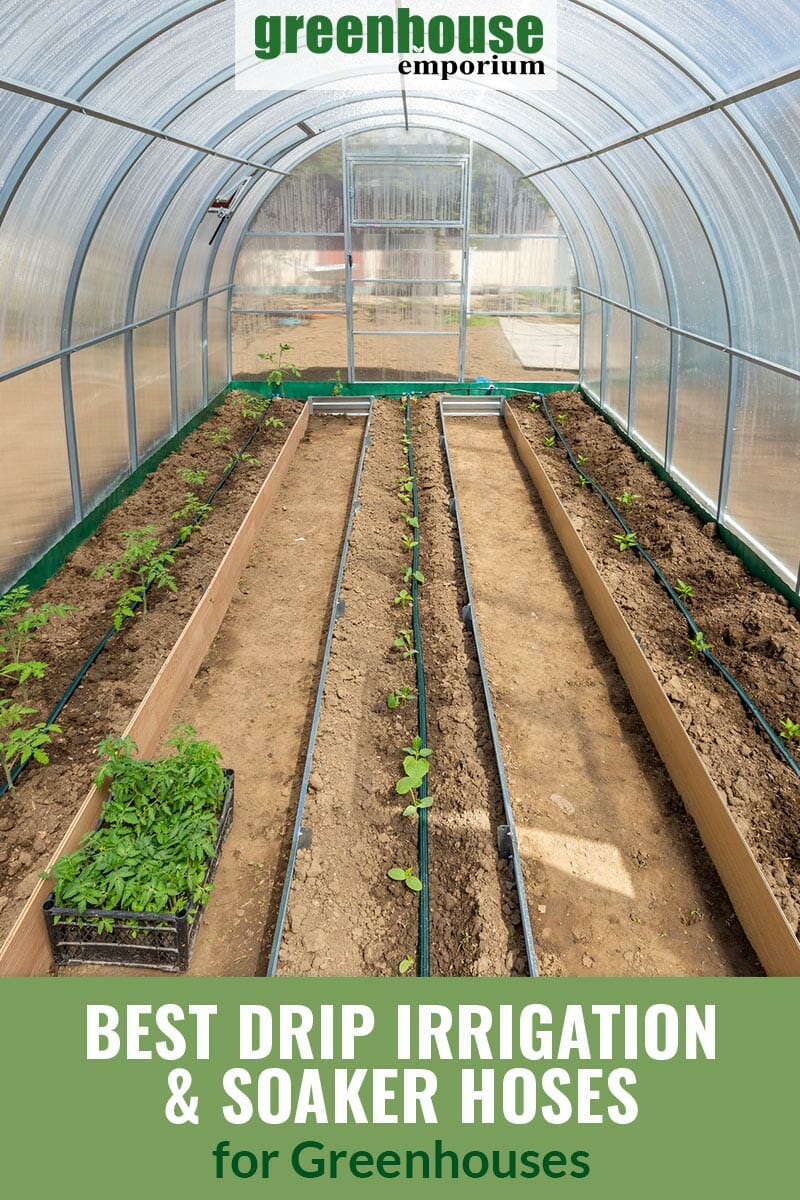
266,401,375,976
404,395,431,978
507,386,800,781
0,389,282,799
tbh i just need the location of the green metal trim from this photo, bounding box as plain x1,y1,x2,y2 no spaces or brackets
576,386,800,613
11,385,235,599
237,379,574,399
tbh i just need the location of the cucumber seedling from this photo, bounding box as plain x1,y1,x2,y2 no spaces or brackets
557,413,567,426
397,736,433,818
93,525,179,629
577,454,587,465
403,566,425,586
388,866,423,893
0,699,60,793
528,401,540,412
393,629,417,659
399,954,415,975
688,631,711,659
393,588,413,609
387,686,413,710
401,533,418,550
402,513,419,530
613,532,637,552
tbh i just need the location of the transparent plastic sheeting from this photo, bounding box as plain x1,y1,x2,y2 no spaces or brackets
0,0,798,593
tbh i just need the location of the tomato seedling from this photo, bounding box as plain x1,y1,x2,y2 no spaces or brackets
172,491,212,543
0,699,60,792
0,586,74,700
258,343,301,396
93,526,179,629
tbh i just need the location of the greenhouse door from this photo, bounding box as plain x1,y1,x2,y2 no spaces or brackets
344,154,469,382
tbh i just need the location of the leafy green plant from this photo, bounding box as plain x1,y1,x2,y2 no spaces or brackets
387,686,413,710
557,413,567,426
399,954,415,975
613,532,637,552
528,401,540,412
207,426,232,447
172,492,212,543
258,343,301,396
413,424,423,434
616,491,641,510
401,533,418,551
393,629,417,659
329,369,344,397
238,393,272,421
225,450,261,474
396,736,433,817
177,467,208,488
577,454,587,465
393,588,413,609
402,513,419,530
262,416,285,432
388,866,423,893
403,567,424,586
48,726,226,923
779,718,800,743
688,631,711,659
93,526,179,629
0,586,75,699
0,699,60,792
676,579,694,602
576,476,591,489
543,435,556,448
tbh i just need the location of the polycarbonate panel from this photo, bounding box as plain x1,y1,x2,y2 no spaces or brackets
232,313,346,381
352,227,463,281
249,143,343,234
354,334,459,382
630,319,670,463
0,93,58,184
604,305,631,424
471,147,558,236
604,142,727,337
654,111,800,368
71,141,197,341
352,160,463,224
133,317,172,460
346,129,468,155
0,361,73,591
469,237,577,314
175,303,204,423
608,0,800,90
207,294,229,398
70,336,130,508
582,296,602,398
234,236,346,310
558,3,708,126
724,365,800,583
353,284,460,333
0,1,169,91
543,168,630,305
0,112,140,370
738,80,800,217
669,339,729,511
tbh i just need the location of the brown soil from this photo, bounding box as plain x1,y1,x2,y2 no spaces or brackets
0,392,300,949
446,416,759,977
513,392,800,941
278,399,419,975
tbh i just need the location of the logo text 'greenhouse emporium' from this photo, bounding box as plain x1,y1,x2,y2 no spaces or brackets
235,1,558,92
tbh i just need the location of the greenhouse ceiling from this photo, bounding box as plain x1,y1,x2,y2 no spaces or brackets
1,1,799,594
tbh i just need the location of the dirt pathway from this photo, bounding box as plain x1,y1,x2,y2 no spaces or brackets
446,416,759,977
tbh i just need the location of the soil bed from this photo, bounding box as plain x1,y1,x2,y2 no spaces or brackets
0,391,300,949
512,392,800,941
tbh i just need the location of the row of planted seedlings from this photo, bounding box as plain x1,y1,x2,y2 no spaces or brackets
276,398,428,977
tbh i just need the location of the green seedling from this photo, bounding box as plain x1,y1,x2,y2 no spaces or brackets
399,955,415,975
613,532,637,552
0,699,60,793
616,491,641,510
172,492,212,543
258,343,301,396
577,454,587,465
413,424,423,433
779,718,800,743
543,435,556,448
557,413,567,426
528,401,540,412
402,513,419,529
402,793,433,819
675,579,694,602
403,567,425,586
400,396,408,412
93,526,179,629
207,426,232,447
401,534,418,551
263,416,285,431
388,866,423,893
177,467,208,488
387,686,413,710
688,631,711,659
0,586,74,700
576,476,591,489
225,450,261,474
393,629,417,659
393,589,413,608
329,369,344,397
238,394,272,421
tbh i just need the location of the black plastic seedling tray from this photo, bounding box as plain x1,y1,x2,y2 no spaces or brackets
43,769,234,973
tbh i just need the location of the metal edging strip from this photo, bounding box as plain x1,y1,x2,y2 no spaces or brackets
266,400,375,977
437,397,539,978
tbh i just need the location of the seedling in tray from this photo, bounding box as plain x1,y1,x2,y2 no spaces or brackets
393,629,417,659
93,525,179,629
0,699,60,793
388,866,423,893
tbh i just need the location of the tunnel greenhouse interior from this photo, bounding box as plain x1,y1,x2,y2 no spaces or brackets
1,1,800,984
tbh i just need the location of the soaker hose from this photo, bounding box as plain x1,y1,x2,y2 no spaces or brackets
404,395,431,977
0,391,280,799
509,386,800,780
